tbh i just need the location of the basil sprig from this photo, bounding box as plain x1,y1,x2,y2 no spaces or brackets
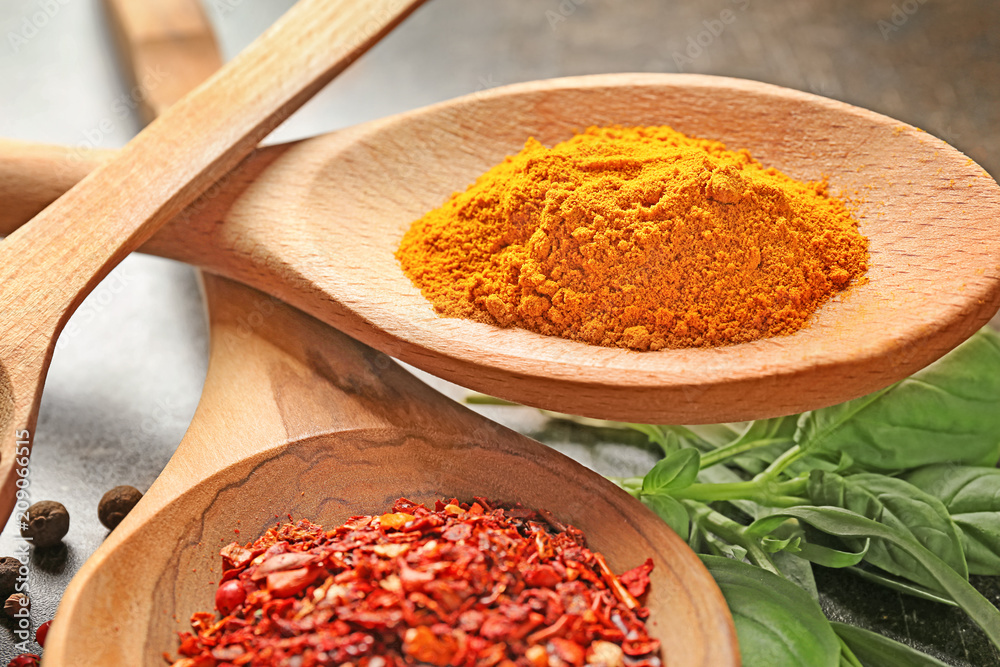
625,327,1000,665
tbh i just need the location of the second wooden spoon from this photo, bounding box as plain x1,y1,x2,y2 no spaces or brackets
42,275,739,666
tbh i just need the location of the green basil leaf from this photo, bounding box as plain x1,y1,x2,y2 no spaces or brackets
761,535,801,553
732,447,853,478
642,494,690,541
771,551,819,600
700,555,841,667
642,448,700,494
746,512,869,568
845,567,957,606
681,423,743,448
831,622,950,666
904,465,1000,575
731,441,794,476
789,450,853,475
794,328,1000,470
796,540,869,568
700,417,799,475
629,424,679,454
747,513,794,537
748,506,1000,650
950,512,1000,577
807,471,968,586
735,416,799,450
704,535,748,561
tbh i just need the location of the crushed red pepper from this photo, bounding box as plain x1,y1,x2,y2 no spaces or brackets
168,498,659,667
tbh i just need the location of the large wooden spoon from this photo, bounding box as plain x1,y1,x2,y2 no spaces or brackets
0,0,427,524
2,75,999,428
41,274,739,666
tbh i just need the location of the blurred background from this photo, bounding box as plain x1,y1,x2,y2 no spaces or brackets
1,0,998,664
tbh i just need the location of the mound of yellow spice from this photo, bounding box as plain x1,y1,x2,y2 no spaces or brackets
396,126,868,350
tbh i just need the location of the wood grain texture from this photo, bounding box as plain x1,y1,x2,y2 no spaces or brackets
0,141,114,233
42,275,739,667
3,74,999,427
0,0,426,528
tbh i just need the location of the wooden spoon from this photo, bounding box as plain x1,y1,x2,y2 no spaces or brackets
2,75,999,428
0,0,427,524
6,74,1000,430
41,274,739,666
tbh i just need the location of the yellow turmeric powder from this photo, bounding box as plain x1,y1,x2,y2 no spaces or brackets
396,125,868,350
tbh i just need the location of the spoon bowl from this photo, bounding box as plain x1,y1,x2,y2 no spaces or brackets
43,276,738,666
4,74,1000,424
245,74,1000,423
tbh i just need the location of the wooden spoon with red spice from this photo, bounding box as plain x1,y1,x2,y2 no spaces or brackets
42,273,739,666
3,75,1000,426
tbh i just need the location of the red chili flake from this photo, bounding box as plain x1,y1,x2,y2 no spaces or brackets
380,512,416,530
549,637,586,666
526,612,572,645
266,566,323,598
619,557,655,598
250,552,317,579
441,522,472,542
219,543,254,570
7,655,40,667
210,644,245,661
524,564,561,588
594,552,640,610
34,620,52,648
168,499,661,667
403,626,458,666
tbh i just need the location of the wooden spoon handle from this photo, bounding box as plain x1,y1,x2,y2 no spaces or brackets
0,138,288,276
0,139,112,236
0,0,425,335
0,0,222,236
103,0,223,122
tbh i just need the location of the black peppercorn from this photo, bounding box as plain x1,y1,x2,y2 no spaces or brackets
20,500,69,548
98,485,143,530
0,557,20,597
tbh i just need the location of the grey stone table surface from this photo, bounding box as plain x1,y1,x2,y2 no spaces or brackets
1,0,999,664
